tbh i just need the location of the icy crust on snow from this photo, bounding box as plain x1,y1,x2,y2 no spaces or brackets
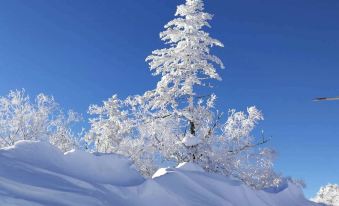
0,141,320,206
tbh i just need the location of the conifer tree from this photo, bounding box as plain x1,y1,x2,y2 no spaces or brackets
86,0,281,188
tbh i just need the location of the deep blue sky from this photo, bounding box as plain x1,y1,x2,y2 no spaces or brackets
0,0,338,198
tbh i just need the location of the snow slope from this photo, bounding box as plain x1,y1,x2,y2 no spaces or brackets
0,141,320,206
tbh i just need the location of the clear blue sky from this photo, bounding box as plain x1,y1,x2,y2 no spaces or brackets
0,0,338,198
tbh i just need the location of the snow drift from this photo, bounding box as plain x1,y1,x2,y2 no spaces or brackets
0,141,320,206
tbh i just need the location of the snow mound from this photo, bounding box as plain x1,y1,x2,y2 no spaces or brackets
152,162,203,179
176,162,205,172
0,141,320,206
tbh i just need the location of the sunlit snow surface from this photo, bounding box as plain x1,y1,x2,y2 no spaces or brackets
0,141,321,206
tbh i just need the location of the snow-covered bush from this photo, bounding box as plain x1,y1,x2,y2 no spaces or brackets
312,184,339,206
0,89,81,152
86,0,281,189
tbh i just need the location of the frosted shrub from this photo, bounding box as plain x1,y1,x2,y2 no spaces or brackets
0,90,81,152
312,184,339,206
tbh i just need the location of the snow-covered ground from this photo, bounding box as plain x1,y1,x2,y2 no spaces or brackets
0,141,320,206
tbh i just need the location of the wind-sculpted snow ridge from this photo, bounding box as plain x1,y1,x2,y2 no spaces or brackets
0,141,320,206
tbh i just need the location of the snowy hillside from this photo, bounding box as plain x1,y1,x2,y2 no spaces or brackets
0,141,320,206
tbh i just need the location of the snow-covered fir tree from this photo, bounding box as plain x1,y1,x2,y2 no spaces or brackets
145,0,224,110
312,184,339,206
86,0,281,189
0,90,81,152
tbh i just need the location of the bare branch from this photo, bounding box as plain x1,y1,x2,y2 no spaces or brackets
227,138,270,154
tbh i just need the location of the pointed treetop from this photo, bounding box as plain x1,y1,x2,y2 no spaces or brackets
145,0,224,109
176,0,205,16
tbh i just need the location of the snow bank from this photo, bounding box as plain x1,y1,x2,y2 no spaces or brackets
0,141,320,206
176,162,205,172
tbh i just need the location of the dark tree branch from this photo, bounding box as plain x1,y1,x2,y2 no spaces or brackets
227,138,270,154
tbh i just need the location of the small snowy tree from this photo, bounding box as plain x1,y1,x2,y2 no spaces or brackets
312,184,339,206
86,0,281,188
0,90,81,152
